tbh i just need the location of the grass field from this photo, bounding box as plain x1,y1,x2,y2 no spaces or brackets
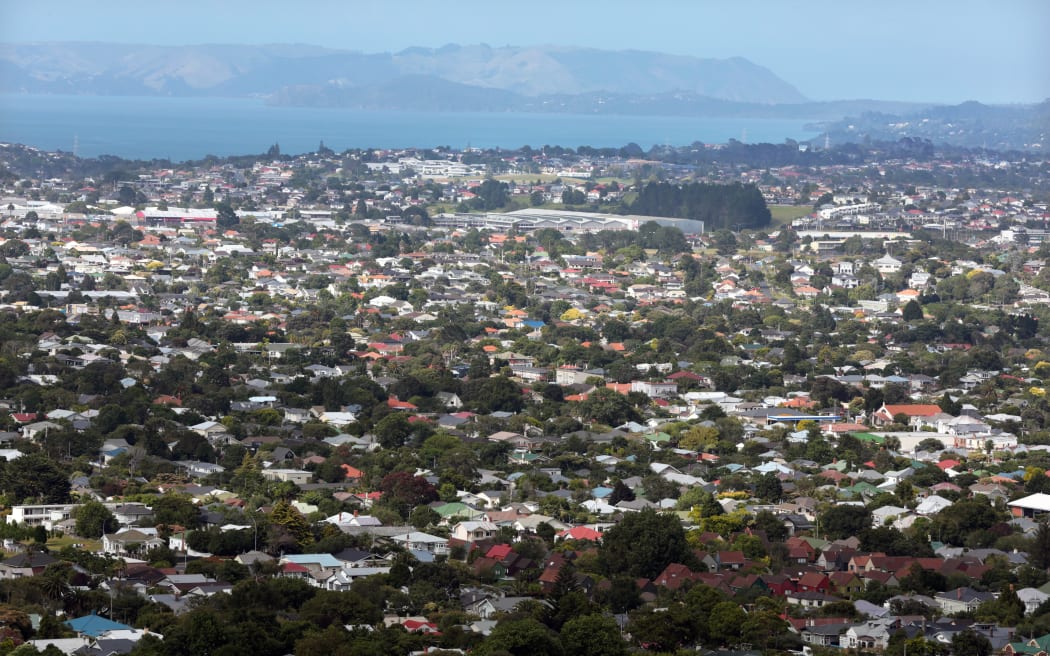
47,534,101,551
492,174,633,186
769,204,812,226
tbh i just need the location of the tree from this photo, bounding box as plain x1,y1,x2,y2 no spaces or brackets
928,496,1003,547
608,480,635,504
679,425,719,452
73,500,117,539
379,472,438,518
976,585,1024,626
902,299,923,321
117,185,137,206
409,505,439,530
916,437,946,452
708,601,747,646
299,589,382,628
560,614,628,656
474,617,562,656
753,509,789,541
374,412,412,449
599,576,641,613
577,387,640,426
561,188,586,205
0,239,29,257
472,179,510,211
0,453,70,503
627,605,696,652
712,229,738,256
269,499,314,550
937,392,962,416
754,473,783,502
951,628,992,656
630,181,771,230
820,504,872,540
600,508,693,579
463,376,525,414
1031,522,1050,571
159,608,230,655
741,608,792,649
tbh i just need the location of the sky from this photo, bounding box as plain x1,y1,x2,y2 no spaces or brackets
2,0,1048,104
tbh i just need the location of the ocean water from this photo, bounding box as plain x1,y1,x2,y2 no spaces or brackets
0,94,820,162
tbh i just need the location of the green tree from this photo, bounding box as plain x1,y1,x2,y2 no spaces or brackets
599,508,693,579
902,299,923,321
463,376,525,414
741,608,792,650
577,387,640,426
374,412,412,449
159,608,229,655
472,179,510,211
753,509,789,541
1031,521,1050,571
409,505,440,530
73,500,117,539
976,586,1025,626
928,496,1004,547
937,392,962,416
820,504,872,540
299,589,382,628
475,617,561,656
0,453,70,503
712,229,738,256
560,614,628,656
151,494,201,529
754,473,783,502
599,576,641,613
269,499,314,550
708,601,747,646
608,480,635,504
951,628,992,656
627,605,696,652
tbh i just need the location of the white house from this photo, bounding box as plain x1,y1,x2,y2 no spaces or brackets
102,529,166,556
1018,587,1050,615
873,254,903,274
451,521,498,543
389,531,449,555
915,495,954,516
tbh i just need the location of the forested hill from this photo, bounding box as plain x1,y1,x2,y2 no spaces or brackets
630,182,772,230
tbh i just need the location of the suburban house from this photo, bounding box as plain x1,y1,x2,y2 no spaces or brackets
102,529,166,556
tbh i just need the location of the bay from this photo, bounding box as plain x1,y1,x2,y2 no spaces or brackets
0,94,819,162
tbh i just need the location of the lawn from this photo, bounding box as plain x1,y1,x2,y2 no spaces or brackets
768,204,812,226
47,534,102,552
493,173,633,186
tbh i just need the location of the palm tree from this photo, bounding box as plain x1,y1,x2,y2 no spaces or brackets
37,568,71,610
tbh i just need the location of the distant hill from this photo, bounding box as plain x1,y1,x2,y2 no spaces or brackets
814,99,1050,151
0,41,808,104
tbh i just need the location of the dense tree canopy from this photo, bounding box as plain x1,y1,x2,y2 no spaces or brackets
630,181,771,229
599,508,694,579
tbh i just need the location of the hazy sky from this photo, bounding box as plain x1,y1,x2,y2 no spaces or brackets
3,0,1048,104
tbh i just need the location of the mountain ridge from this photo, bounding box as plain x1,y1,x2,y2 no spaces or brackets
0,41,808,104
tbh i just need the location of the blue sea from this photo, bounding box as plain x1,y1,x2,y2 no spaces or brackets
0,94,820,162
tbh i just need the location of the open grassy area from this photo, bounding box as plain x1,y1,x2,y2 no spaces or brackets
47,534,101,552
768,204,812,226
493,174,634,186
492,173,581,184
